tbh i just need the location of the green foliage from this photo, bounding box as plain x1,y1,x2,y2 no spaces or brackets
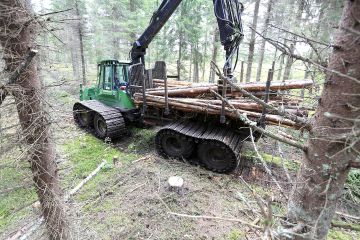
345,170,360,204
227,229,245,240
46,0,343,82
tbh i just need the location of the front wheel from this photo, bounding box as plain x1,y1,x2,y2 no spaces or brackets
93,114,108,139
197,140,239,173
73,104,92,128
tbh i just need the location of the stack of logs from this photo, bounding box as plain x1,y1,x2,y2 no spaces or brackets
134,79,314,129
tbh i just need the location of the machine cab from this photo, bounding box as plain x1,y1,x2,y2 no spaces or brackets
98,60,130,91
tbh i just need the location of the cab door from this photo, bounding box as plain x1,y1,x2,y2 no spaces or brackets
96,64,118,106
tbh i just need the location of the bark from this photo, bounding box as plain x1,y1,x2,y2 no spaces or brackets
129,0,137,40
177,30,183,81
177,4,184,81
277,38,287,81
202,30,208,82
69,28,80,81
189,44,193,82
0,1,69,239
246,0,261,82
209,27,219,83
283,0,304,81
240,61,244,83
111,6,120,60
256,0,274,82
287,1,360,239
193,41,199,83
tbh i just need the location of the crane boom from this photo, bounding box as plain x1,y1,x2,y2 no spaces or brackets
130,0,182,64
130,0,244,74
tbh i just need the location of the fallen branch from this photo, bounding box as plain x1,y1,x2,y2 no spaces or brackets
167,212,263,230
210,89,307,151
336,211,360,221
331,221,360,232
11,161,107,240
64,160,107,201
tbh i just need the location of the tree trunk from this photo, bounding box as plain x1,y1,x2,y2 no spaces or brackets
0,1,69,239
287,1,360,239
129,0,136,40
256,0,273,82
209,27,219,83
69,27,80,81
189,44,193,82
246,0,261,82
277,38,287,81
75,0,86,85
202,30,208,82
193,41,199,83
177,32,183,81
283,0,305,81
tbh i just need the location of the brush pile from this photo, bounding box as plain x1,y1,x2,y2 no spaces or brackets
134,79,314,129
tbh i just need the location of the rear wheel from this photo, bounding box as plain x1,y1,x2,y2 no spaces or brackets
156,130,194,159
73,104,92,128
94,114,108,139
197,140,239,173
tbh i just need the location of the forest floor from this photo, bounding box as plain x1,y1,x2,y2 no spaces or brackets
1,67,360,239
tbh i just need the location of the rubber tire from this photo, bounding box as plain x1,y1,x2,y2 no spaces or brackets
197,140,238,173
157,130,194,159
93,114,107,139
74,105,91,128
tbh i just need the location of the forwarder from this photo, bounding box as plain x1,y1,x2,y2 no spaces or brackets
73,0,266,173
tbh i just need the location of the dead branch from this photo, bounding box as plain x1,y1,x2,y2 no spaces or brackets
210,89,307,151
269,24,334,48
331,221,360,232
0,49,37,106
167,212,263,230
251,27,360,85
211,62,311,130
64,160,107,201
12,161,107,240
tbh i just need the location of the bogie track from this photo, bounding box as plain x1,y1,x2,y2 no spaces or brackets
155,121,244,173
73,100,127,140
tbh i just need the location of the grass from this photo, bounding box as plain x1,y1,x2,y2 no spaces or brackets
0,159,37,233
60,134,139,200
127,128,156,153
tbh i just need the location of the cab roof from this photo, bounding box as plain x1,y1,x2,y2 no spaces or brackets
98,60,130,65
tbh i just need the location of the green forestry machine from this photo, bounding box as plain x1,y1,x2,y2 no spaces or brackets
73,0,250,173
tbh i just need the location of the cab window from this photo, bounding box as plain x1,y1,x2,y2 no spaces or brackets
114,65,129,88
103,65,113,90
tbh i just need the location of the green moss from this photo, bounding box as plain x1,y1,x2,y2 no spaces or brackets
62,134,138,180
243,151,299,171
328,229,359,240
0,165,37,233
226,229,245,240
61,134,139,201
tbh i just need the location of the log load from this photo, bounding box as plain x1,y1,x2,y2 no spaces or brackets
135,79,314,130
